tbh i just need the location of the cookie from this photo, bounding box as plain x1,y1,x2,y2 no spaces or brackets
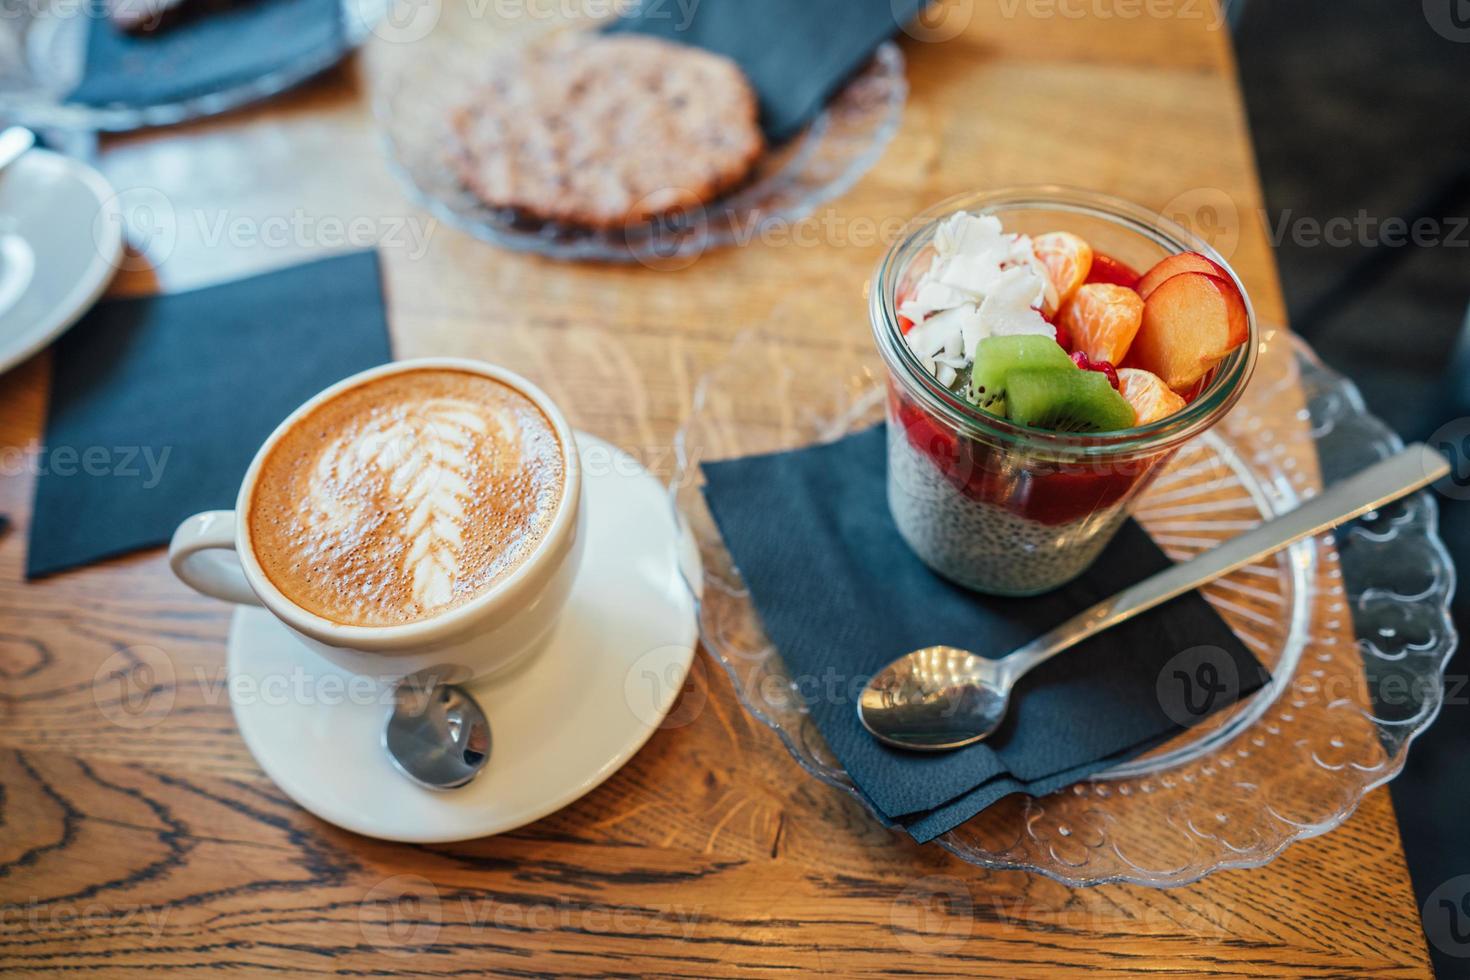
448,34,765,231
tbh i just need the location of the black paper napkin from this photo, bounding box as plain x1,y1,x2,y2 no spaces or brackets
701,425,1269,842
68,0,346,108
609,0,927,143
27,250,391,578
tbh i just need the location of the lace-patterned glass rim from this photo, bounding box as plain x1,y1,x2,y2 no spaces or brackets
372,28,907,263
0,0,388,131
669,329,1456,888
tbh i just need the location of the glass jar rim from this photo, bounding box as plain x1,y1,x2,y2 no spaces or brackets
869,185,1259,460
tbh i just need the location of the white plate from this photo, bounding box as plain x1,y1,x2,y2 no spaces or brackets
0,146,120,375
227,432,701,843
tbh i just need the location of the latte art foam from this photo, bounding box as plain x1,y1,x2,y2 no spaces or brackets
248,370,565,627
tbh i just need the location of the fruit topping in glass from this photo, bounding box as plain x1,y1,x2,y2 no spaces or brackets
897,211,1249,433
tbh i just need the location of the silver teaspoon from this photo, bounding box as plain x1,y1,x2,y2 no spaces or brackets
858,442,1451,752
384,670,491,789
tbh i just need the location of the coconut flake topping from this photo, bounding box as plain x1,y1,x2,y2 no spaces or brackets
900,213,1055,387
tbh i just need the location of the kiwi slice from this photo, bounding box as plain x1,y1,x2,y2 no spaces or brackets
967,335,1074,415
1004,367,1137,433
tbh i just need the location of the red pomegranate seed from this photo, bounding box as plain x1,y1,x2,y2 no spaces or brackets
1071,350,1122,390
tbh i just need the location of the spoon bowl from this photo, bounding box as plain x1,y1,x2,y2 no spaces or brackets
384,672,491,789
858,646,1011,750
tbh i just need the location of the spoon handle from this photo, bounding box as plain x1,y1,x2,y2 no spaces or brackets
996,442,1450,685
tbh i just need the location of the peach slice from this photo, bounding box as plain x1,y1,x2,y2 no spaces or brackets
1136,251,1228,300
1117,367,1187,425
1033,232,1094,311
1124,272,1248,390
1058,283,1145,366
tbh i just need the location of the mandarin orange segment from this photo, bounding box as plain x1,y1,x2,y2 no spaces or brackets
1057,282,1145,366
1116,367,1187,425
1033,232,1094,311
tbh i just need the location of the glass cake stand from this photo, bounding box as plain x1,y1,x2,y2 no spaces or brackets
669,329,1456,888
373,23,907,264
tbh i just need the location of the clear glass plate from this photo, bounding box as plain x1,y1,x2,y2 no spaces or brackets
670,329,1456,888
372,25,907,264
0,0,387,131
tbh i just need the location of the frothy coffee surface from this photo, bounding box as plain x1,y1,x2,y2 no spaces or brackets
248,369,565,627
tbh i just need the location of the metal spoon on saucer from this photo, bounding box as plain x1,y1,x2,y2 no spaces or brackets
858,443,1451,753
384,669,491,789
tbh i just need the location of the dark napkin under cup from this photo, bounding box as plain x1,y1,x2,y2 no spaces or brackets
27,250,392,578
701,426,1269,843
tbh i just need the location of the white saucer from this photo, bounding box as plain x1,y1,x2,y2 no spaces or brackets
0,147,121,375
227,432,701,843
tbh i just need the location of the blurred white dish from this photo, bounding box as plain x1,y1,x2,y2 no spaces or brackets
0,146,121,376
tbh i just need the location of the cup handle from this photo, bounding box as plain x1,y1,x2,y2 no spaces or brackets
168,511,262,607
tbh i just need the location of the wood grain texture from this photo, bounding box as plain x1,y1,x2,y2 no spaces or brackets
0,1,1435,975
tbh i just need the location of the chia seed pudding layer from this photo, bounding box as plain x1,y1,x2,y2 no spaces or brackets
885,422,1131,595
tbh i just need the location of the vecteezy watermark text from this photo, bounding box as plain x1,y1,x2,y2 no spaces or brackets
997,0,1225,28
193,209,436,259
1142,187,1470,261
0,442,170,488
97,186,439,270
0,900,172,937
1266,210,1470,250
357,875,703,956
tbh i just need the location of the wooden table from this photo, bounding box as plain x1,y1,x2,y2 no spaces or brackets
0,2,1437,976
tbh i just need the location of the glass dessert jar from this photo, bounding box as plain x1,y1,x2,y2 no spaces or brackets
870,187,1259,595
